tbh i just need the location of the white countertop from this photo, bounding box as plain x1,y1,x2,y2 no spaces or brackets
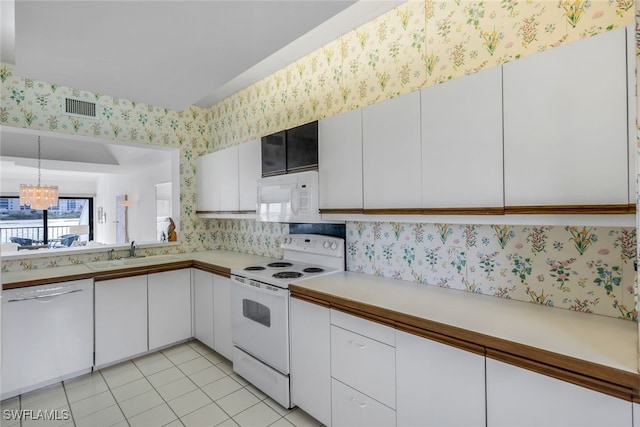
292,271,639,375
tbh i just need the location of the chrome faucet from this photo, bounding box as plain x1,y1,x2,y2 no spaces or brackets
129,241,137,258
108,248,114,260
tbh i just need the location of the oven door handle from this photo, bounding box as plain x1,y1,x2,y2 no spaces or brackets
231,276,289,297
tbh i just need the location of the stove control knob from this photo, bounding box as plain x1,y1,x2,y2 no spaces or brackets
323,241,330,249
330,242,338,250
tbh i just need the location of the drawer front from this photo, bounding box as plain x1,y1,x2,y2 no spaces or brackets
332,379,396,427
331,325,396,408
331,309,395,346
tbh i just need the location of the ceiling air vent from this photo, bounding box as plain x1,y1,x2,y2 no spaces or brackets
64,97,97,119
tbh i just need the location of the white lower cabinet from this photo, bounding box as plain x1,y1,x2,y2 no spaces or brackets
486,358,632,427
96,269,192,367
330,309,396,426
193,268,215,349
148,269,191,350
396,330,486,427
290,298,332,426
95,275,148,367
213,274,233,360
634,403,639,427
332,378,396,427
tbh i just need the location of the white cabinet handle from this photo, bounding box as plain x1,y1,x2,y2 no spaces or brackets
348,340,366,349
350,397,367,408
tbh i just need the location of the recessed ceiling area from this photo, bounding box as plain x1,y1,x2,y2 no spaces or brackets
0,126,174,179
6,0,404,112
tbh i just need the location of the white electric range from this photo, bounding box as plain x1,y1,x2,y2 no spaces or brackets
230,233,345,408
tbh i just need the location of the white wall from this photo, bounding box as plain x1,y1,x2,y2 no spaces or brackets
95,160,172,245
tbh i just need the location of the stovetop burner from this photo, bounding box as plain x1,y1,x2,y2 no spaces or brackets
244,266,266,271
272,271,304,279
302,267,325,273
267,262,293,268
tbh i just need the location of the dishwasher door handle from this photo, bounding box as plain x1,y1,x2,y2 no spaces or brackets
7,288,83,302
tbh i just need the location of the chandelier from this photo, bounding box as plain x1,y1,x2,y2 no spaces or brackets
19,136,59,210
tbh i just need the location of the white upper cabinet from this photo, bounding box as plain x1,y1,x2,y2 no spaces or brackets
363,91,422,209
217,145,240,211
503,27,628,207
626,24,636,205
238,138,261,211
197,139,260,215
318,108,363,210
421,66,503,210
197,151,219,212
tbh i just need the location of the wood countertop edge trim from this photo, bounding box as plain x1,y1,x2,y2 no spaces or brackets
93,261,193,281
191,261,230,278
4,260,234,288
320,205,635,215
290,287,640,402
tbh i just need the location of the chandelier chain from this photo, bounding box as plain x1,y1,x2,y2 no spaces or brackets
37,136,41,186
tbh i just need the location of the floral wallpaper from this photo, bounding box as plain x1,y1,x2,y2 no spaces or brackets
0,62,213,258
0,0,637,323
347,222,637,320
213,219,288,259
209,0,634,150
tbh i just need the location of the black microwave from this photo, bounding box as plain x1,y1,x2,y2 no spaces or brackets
261,121,318,177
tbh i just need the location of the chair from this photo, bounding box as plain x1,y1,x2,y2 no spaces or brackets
9,237,34,246
59,234,79,247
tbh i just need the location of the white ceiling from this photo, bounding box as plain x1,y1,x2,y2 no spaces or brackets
0,0,403,180
4,0,404,112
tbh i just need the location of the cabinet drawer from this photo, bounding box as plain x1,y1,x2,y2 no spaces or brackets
332,379,396,427
331,325,396,409
331,309,395,346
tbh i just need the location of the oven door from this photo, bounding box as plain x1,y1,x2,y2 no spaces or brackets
230,275,290,374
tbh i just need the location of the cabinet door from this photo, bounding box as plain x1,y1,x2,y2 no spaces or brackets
486,359,631,427
332,379,396,427
148,269,192,350
363,91,422,209
193,269,215,349
238,138,261,212
503,27,628,207
197,152,219,211
290,298,331,426
318,108,363,210
396,331,485,427
216,145,240,211
95,276,148,366
627,24,636,205
213,274,233,360
421,66,503,209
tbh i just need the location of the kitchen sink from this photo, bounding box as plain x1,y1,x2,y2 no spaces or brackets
86,254,183,271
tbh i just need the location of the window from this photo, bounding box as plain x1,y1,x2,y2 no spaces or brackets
0,197,93,247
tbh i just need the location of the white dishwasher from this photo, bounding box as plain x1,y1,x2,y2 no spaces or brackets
1,279,94,399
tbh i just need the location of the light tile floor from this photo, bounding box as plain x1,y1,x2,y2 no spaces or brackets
1,340,324,427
